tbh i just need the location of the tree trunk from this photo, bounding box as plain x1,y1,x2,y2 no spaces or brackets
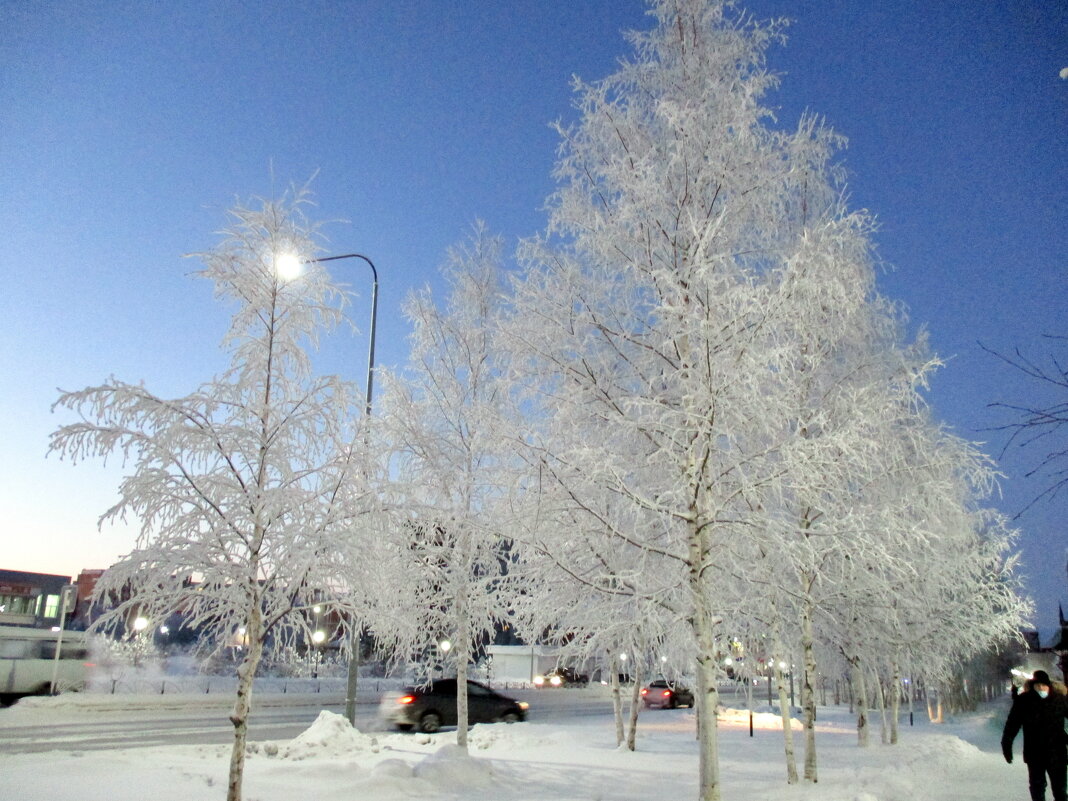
876,676,889,745
610,654,624,746
927,688,943,723
455,609,471,751
689,527,722,801
774,658,799,784
853,665,870,747
889,661,901,744
906,665,915,729
625,659,644,751
345,626,360,726
227,604,264,801
799,604,818,782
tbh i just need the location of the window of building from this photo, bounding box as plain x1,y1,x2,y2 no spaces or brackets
0,594,37,615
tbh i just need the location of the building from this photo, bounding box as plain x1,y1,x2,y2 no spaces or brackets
485,644,562,684
0,569,73,628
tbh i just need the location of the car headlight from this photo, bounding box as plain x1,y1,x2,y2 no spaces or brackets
549,675,562,686
533,675,545,686
518,701,530,710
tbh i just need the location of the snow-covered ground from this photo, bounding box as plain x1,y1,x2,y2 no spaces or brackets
1,694,1023,801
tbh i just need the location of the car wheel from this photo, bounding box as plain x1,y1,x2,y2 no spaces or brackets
500,710,521,724
395,723,413,732
419,712,442,733
668,696,677,709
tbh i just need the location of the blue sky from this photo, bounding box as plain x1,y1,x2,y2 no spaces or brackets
2,1,1065,629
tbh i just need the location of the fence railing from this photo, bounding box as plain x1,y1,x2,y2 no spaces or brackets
87,675,407,696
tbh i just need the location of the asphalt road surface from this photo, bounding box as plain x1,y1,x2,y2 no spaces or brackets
0,684,754,754
0,688,613,754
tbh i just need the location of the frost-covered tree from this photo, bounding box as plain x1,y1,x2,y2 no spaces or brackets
510,483,691,750
502,2,876,797
373,224,517,748
49,191,368,801
500,2,1032,797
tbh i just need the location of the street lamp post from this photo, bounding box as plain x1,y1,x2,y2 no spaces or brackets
275,250,379,723
308,254,379,416
300,253,378,725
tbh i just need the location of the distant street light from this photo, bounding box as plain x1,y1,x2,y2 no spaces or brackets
439,639,452,653
311,629,326,678
133,616,149,632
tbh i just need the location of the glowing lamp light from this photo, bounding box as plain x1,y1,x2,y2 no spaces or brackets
133,617,149,632
274,252,303,281
397,695,415,705
312,630,326,644
439,640,451,652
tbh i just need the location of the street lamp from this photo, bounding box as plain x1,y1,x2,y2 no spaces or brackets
275,251,379,722
278,253,379,415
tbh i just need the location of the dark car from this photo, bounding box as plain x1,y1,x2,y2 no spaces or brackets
641,678,695,709
382,678,529,733
533,667,589,688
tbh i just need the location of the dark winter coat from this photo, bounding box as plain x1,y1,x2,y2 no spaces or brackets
1002,682,1068,765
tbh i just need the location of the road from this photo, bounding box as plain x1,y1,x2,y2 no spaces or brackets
0,684,755,755
0,688,616,754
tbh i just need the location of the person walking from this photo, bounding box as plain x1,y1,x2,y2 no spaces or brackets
1003,670,1068,801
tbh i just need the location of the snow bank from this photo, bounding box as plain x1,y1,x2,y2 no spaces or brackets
412,743,494,789
271,710,379,760
722,704,804,730
467,720,566,751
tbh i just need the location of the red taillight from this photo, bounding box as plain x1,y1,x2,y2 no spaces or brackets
397,695,415,705
640,688,648,695
83,662,96,668
662,690,672,698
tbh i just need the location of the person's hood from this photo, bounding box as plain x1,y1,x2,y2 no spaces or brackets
1022,678,1067,696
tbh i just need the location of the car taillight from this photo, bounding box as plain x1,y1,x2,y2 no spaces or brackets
640,688,648,695
397,695,415,705
662,690,672,697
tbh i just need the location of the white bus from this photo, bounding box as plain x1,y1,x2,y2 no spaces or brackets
0,625,90,702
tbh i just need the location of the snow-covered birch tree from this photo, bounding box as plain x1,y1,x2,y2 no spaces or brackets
501,3,872,797
49,191,369,801
374,223,517,748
